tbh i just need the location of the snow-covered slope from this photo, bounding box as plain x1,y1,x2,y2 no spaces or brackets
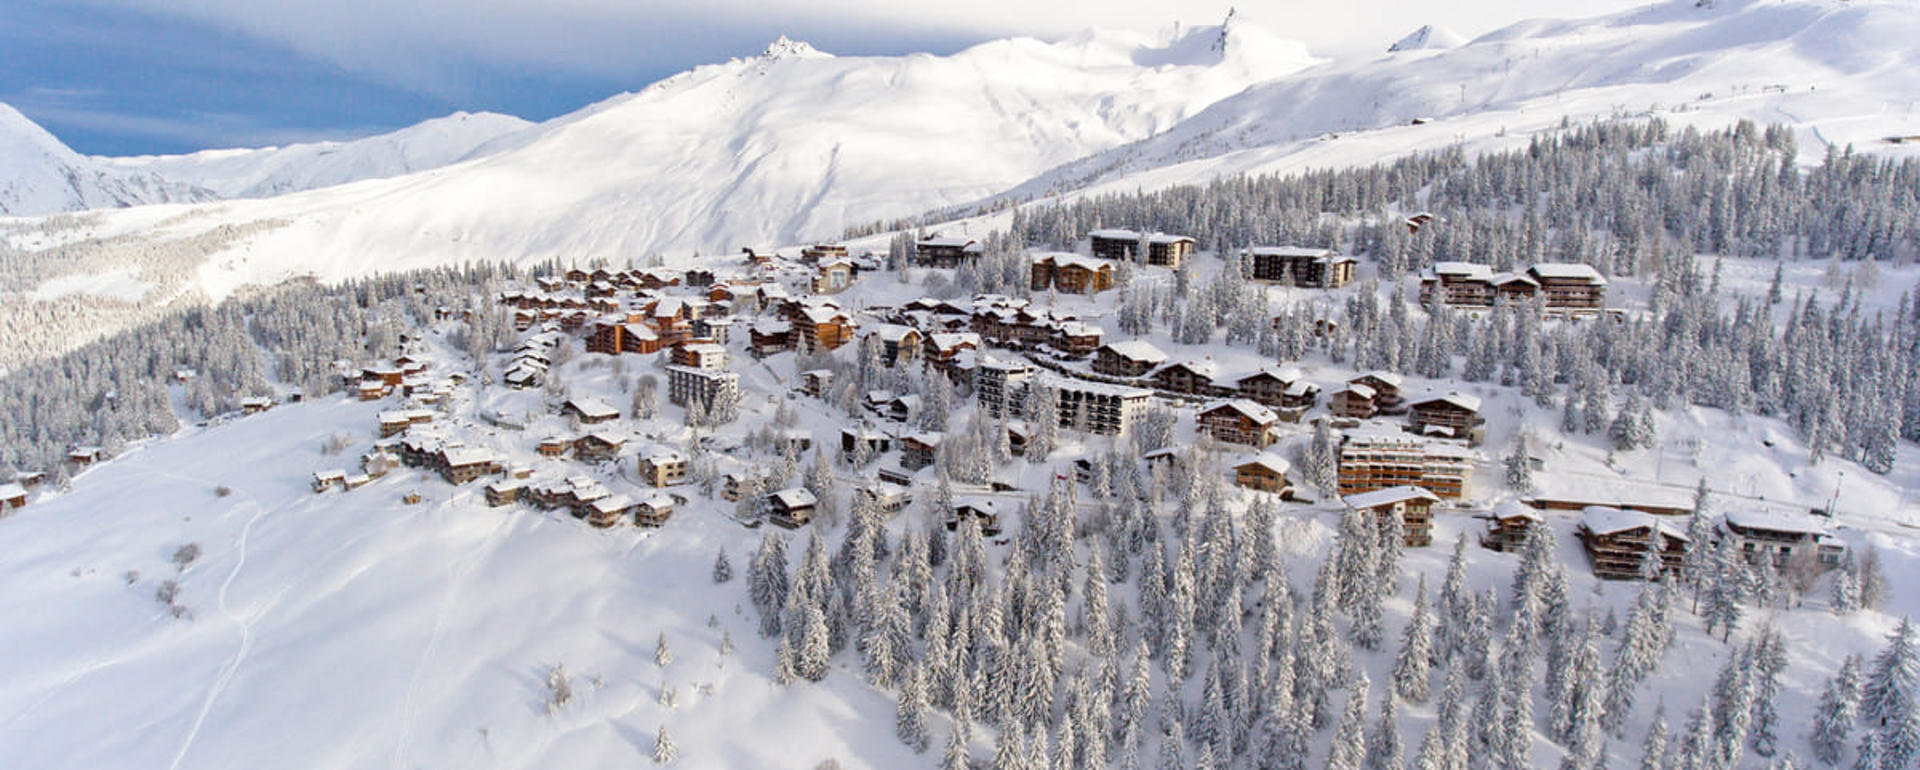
0,104,211,216
104,111,533,201
135,25,1315,294
1386,24,1467,53
1008,0,1920,200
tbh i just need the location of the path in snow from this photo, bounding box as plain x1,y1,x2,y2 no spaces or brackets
391,513,515,769
166,498,268,770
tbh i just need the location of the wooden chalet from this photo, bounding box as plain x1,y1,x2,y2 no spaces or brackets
485,480,525,507
1721,510,1846,570
811,258,855,294
1031,253,1115,293
1408,392,1484,442
1093,340,1169,377
240,396,274,415
1235,367,1318,416
841,426,892,457
573,432,626,462
587,494,635,528
914,237,982,268
1244,246,1356,288
949,498,1004,536
68,446,103,467
1232,455,1294,497
1151,359,1229,398
750,320,793,356
865,325,922,367
1088,229,1194,268
561,398,621,425
768,487,818,528
633,492,675,527
900,432,942,471
1344,485,1441,547
1481,500,1543,552
438,447,502,485
1329,383,1378,419
1528,263,1608,313
311,470,347,494
1349,372,1405,413
795,306,854,351
586,319,661,355
538,435,570,458
1577,506,1690,580
1198,399,1281,448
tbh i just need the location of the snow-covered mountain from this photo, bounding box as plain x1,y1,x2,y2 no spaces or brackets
103,111,533,201
1006,0,1920,201
0,104,211,216
1387,24,1467,53
0,106,530,216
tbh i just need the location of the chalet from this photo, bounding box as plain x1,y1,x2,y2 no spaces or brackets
949,498,1005,536
841,427,892,457
1152,360,1229,398
1419,262,1497,307
573,432,627,462
857,485,913,515
750,320,793,356
343,473,372,490
901,432,942,471
1720,510,1846,570
684,268,716,286
538,436,570,458
438,447,502,485
795,306,855,351
1577,506,1690,580
1232,455,1294,497
775,430,814,455
1245,247,1357,288
634,491,675,527
357,380,392,401
377,408,435,438
768,488,819,528
924,332,979,368
865,325,922,367
12,471,46,490
636,446,688,487
811,258,855,294
721,472,749,502
588,494,634,528
1349,372,1405,413
1142,446,1183,475
885,395,923,424
1093,340,1168,378
1031,253,1115,293
586,320,661,355
666,366,739,410
914,237,982,268
311,470,347,494
1329,383,1378,419
562,398,621,425
801,369,835,398
530,475,612,515
802,243,850,262
68,446,103,467
1088,229,1195,268
485,480,525,507
1236,367,1318,415
1344,485,1441,547
1051,321,1104,357
1408,392,1484,442
1199,399,1281,447
240,396,274,415
1337,432,1472,500
671,341,729,371
1528,263,1608,313
1481,500,1542,552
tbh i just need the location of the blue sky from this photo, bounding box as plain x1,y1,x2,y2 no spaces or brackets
2,0,1649,157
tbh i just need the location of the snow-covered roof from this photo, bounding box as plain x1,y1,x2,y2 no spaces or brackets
1723,510,1832,537
681,342,727,357
1088,228,1140,240
1035,372,1152,399
1156,359,1221,381
1581,506,1689,541
1202,399,1279,425
591,494,634,514
1036,252,1109,271
1529,262,1608,284
867,323,917,342
1247,246,1335,258
1338,382,1377,399
928,332,980,350
1428,261,1492,280
771,488,817,508
565,398,619,419
753,319,792,334
1235,454,1292,476
580,431,626,447
1344,485,1441,510
1102,339,1168,364
1415,391,1482,413
1353,370,1404,388
1056,321,1103,338
441,447,499,468
917,236,975,249
1491,499,1543,522
636,491,675,510
640,445,687,464
1146,233,1193,245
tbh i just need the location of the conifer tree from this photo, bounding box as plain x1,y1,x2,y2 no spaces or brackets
1366,689,1403,770
1811,654,1864,766
653,724,677,764
1326,675,1371,770
1393,576,1435,703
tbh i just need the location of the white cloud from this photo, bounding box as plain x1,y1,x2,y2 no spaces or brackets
74,0,1657,95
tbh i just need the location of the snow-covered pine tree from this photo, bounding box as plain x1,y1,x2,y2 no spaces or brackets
1326,675,1371,770
712,547,733,583
1810,653,1863,766
653,724,677,764
1365,689,1402,770
1505,430,1536,492
1392,576,1435,703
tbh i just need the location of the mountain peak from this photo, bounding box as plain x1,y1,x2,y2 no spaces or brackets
758,36,828,61
1388,24,1467,53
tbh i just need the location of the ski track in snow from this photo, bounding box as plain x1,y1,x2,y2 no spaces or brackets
166,497,268,770
391,514,513,769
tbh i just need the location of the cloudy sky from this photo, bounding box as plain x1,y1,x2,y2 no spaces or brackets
3,0,1652,156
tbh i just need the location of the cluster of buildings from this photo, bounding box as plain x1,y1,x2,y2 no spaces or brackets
1418,261,1608,315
